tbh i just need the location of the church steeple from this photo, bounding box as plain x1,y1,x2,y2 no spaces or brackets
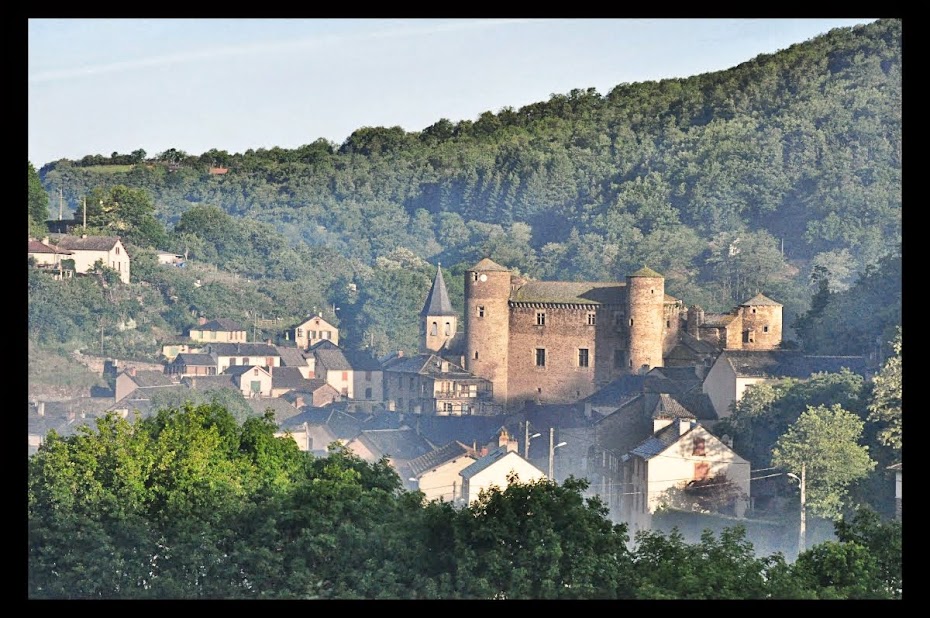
420,263,457,353
420,263,455,317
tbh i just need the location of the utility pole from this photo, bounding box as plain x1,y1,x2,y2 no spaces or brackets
525,421,530,458
799,462,807,555
59,188,63,220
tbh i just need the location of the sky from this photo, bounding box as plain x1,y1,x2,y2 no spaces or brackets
28,18,878,169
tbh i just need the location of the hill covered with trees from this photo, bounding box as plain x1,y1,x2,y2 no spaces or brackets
29,18,901,364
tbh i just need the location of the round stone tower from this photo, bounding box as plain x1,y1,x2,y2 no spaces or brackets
464,258,512,404
626,266,665,374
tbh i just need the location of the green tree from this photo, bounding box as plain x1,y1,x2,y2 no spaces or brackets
772,404,876,520
28,161,50,231
82,185,167,248
867,327,902,452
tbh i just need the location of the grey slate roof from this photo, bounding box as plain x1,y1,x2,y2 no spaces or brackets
510,281,625,305
278,407,365,441
354,427,435,461
196,318,245,332
124,370,177,388
315,348,381,371
208,342,279,357
55,235,122,251
407,440,477,477
643,393,696,420
173,353,215,366
271,367,313,390
630,420,697,460
276,346,309,367
383,354,481,380
740,294,782,307
402,415,511,451
459,446,538,480
721,350,871,378
223,364,267,377
420,265,456,317
470,258,511,272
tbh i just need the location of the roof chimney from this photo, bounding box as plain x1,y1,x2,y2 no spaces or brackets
129,367,136,377
679,419,692,436
198,316,207,325
37,402,45,417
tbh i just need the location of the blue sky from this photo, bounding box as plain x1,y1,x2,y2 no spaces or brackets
28,18,877,168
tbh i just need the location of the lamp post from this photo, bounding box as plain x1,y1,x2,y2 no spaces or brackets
524,421,541,458
787,464,806,556
548,427,567,481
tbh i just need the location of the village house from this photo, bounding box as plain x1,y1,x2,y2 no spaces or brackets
382,353,495,416
165,352,217,376
222,365,274,398
459,430,548,505
28,237,73,278
207,342,281,373
188,317,247,343
292,314,339,350
406,440,480,503
313,347,382,402
54,234,131,284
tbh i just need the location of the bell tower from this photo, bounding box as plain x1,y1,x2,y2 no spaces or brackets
420,263,457,353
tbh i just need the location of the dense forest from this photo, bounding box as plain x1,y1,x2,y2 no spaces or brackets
28,402,902,599
28,18,901,366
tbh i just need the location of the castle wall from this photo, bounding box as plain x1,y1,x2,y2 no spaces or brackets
507,304,600,405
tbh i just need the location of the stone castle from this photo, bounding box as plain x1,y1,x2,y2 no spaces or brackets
419,258,783,409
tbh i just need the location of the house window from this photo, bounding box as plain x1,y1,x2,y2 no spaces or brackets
230,358,238,366
365,387,372,399
444,322,451,336
430,322,438,336
322,331,331,340
409,377,415,388
443,402,453,412
253,368,259,375
365,371,372,381
211,331,217,339
297,328,303,338
250,381,261,393
535,348,546,367
666,320,671,328
752,308,757,314
341,387,348,396
536,312,546,326
342,371,349,382
477,305,485,318
692,437,706,456
308,330,316,338
115,246,120,255
694,462,710,481
578,348,589,368
587,312,596,325
266,357,274,366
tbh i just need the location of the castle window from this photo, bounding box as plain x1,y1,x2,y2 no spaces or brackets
472,272,479,282
535,348,546,367
430,322,438,336
365,387,372,399
666,320,671,328
629,318,634,327
578,348,590,368
536,312,546,326
474,351,479,360
752,308,757,313
477,305,485,318
445,322,451,336
587,312,596,325
763,325,769,333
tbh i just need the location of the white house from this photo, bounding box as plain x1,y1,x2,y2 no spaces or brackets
55,235,130,284
459,440,548,505
407,441,480,503
293,315,339,349
619,419,751,537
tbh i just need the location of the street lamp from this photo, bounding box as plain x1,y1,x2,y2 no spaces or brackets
548,427,567,481
787,465,807,556
524,422,541,458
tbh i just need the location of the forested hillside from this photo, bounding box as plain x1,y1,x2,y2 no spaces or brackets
30,19,901,364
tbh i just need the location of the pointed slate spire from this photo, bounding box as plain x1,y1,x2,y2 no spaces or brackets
420,263,456,317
